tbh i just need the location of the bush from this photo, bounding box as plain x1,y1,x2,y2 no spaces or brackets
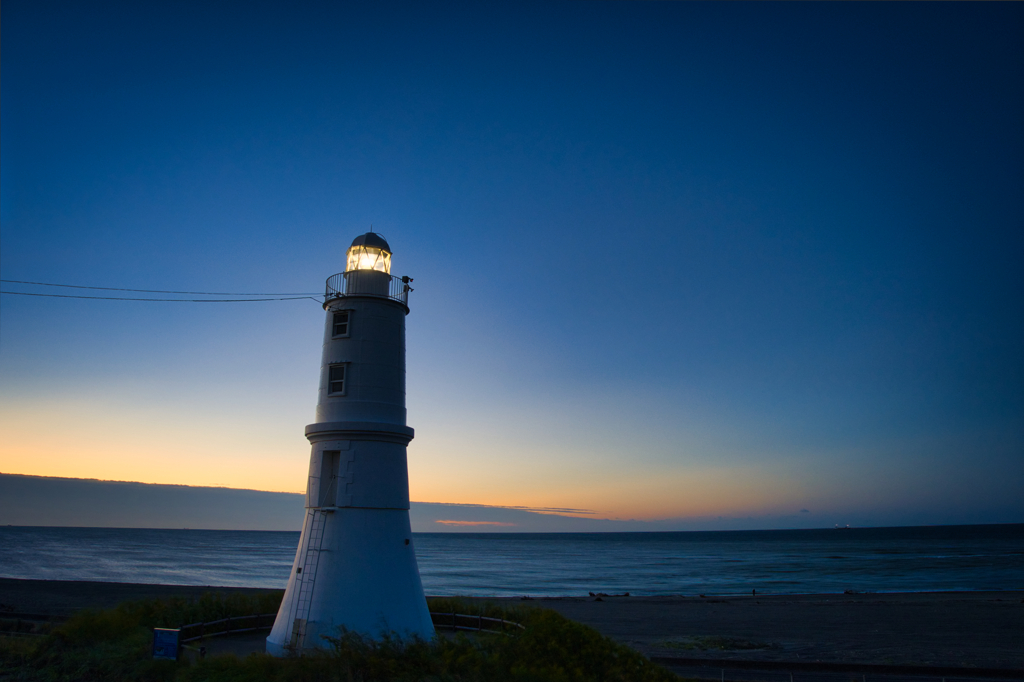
0,592,282,682
0,595,679,682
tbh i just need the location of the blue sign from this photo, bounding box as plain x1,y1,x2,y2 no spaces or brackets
152,628,180,660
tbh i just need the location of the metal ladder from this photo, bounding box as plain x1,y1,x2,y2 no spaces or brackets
290,509,327,649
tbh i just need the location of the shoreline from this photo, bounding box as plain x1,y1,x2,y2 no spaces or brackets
2,578,1022,670
0,574,1017,600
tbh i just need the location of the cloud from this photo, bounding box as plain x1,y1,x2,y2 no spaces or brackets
8,474,1008,532
417,502,595,516
0,473,305,530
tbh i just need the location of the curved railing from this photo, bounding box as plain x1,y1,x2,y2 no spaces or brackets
430,612,525,634
180,613,276,643
325,271,412,307
175,611,522,645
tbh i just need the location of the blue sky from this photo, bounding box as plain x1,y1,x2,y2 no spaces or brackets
2,1,1022,530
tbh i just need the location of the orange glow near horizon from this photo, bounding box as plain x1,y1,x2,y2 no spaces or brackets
0,394,817,523
0,397,309,494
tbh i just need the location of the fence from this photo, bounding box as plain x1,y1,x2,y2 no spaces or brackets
429,611,525,634
650,657,1024,682
179,613,277,643
172,611,522,644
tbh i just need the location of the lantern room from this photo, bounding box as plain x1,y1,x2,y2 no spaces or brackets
346,232,392,274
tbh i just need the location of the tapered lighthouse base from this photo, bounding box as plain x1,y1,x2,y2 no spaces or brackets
266,507,433,655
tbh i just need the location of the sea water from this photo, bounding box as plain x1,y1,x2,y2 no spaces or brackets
0,524,1020,596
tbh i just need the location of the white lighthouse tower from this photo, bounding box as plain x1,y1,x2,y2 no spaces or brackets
266,232,433,655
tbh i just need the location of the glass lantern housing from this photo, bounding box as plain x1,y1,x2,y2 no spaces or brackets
345,245,391,274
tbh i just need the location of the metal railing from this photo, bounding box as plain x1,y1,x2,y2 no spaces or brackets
180,613,277,643
429,612,525,634
649,658,1024,682
325,271,412,307
172,610,521,644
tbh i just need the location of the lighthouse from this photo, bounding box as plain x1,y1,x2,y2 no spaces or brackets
266,232,433,655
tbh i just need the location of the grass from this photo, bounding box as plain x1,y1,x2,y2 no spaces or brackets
423,597,522,621
0,594,680,682
0,592,284,682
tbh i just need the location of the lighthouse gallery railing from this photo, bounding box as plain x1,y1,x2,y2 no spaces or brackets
325,272,411,306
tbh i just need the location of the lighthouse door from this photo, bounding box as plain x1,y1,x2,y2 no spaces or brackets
318,451,341,507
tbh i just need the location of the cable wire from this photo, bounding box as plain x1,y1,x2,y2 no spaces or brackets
0,291,320,303
0,279,320,296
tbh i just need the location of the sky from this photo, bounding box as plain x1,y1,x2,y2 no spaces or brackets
1,1,1022,531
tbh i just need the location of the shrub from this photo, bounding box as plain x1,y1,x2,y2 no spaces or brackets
0,592,282,682
0,595,679,682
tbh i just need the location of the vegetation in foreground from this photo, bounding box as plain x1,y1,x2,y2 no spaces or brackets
0,593,679,682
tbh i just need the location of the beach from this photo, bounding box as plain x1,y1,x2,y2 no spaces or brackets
519,592,1024,670
2,578,1021,671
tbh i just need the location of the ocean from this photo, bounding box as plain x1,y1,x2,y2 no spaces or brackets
0,524,1021,596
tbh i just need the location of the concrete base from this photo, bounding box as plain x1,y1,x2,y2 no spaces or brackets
266,506,434,655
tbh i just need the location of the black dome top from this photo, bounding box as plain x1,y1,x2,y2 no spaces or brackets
350,232,391,252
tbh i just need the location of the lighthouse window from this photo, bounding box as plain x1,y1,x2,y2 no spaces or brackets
332,311,350,337
328,365,346,395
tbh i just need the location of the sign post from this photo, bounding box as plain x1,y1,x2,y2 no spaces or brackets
152,628,180,660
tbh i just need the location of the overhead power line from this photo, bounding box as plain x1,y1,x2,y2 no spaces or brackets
0,291,319,303
0,279,320,296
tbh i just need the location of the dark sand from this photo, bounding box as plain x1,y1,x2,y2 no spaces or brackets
507,593,1024,670
2,579,1021,670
